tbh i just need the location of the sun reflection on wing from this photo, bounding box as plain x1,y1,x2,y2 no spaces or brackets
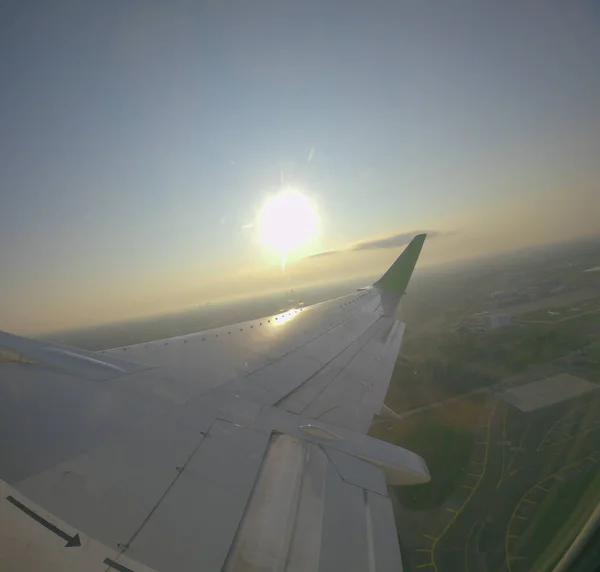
272,309,301,326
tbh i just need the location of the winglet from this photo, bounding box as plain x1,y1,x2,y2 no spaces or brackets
372,233,426,292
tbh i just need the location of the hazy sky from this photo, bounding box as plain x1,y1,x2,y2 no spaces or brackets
1,1,599,334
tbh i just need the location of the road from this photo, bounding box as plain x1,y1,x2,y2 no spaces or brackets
400,394,600,572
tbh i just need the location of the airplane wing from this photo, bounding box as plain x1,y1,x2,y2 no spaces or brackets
0,234,429,572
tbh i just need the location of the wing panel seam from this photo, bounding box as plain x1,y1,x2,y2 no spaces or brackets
295,317,384,415
273,316,383,409
113,420,215,564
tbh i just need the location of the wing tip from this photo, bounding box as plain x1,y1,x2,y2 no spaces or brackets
373,233,427,292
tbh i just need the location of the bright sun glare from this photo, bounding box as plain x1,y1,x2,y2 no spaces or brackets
258,189,318,268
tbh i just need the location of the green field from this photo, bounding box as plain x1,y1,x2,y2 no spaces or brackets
527,469,600,571
381,391,600,572
372,404,478,510
381,303,600,572
517,296,600,323
374,239,600,570
394,423,475,510
385,314,595,413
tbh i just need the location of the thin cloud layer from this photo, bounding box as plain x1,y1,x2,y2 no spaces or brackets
306,249,340,259
306,230,442,259
351,230,440,251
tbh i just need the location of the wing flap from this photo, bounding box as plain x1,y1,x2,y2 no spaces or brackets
318,458,372,572
223,434,403,572
322,447,389,496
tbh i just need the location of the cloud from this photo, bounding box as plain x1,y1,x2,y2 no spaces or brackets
303,230,445,261
351,230,440,251
305,249,340,259
307,147,315,162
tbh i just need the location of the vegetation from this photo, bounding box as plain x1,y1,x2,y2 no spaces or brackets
528,469,600,571
393,421,475,510
483,326,590,372
383,239,600,571
386,357,495,412
386,364,600,572
372,402,479,510
387,319,593,413
517,296,600,323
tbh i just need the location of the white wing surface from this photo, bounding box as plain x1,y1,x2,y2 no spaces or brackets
0,234,429,572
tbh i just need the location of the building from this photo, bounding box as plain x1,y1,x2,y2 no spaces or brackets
489,313,511,329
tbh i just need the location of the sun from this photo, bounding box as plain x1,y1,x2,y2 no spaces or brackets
258,189,319,267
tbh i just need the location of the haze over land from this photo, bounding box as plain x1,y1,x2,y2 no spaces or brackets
4,188,600,336
1,1,599,335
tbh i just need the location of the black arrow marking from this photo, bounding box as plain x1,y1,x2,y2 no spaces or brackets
103,557,135,572
6,495,81,547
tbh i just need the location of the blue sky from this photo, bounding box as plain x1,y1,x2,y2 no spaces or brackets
1,1,599,333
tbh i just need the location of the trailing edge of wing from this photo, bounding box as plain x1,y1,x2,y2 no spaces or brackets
372,233,426,292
